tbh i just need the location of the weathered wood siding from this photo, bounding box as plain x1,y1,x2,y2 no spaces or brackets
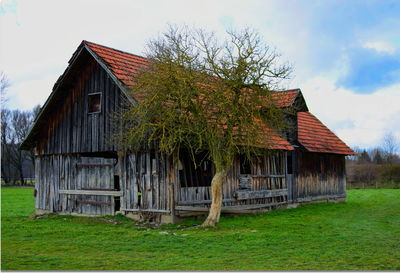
36,58,124,155
293,152,346,200
121,152,171,212
35,155,117,215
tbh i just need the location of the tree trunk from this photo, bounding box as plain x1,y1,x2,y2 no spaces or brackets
19,165,25,186
201,167,228,227
18,150,25,185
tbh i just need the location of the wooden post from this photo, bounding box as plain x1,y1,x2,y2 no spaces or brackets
118,151,126,212
168,154,176,217
292,150,298,202
285,151,293,203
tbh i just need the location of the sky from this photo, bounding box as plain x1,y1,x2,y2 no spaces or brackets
1,0,399,151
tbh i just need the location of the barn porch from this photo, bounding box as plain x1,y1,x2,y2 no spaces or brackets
174,150,291,216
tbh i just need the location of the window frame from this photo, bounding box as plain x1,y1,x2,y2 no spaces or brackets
88,92,102,114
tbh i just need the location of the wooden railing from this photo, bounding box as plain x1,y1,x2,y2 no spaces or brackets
59,189,122,196
234,189,288,200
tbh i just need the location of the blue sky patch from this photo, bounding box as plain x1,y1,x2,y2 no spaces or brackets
338,47,400,94
288,0,400,93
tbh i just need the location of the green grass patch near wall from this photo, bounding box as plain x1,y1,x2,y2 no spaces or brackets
1,187,399,270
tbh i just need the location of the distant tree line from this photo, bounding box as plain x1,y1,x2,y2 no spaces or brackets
1,72,40,185
346,132,400,188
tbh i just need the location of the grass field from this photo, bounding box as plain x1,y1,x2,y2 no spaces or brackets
1,187,399,271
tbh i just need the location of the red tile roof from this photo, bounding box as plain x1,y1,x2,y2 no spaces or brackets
297,112,356,155
226,118,293,150
253,119,294,150
271,89,299,107
83,41,353,154
84,41,294,151
84,41,148,86
85,41,301,108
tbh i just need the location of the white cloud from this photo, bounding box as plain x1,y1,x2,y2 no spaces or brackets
300,77,400,149
362,41,396,54
5,72,58,110
1,0,288,110
1,0,399,150
1,0,256,110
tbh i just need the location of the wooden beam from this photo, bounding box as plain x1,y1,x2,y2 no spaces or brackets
121,208,170,213
76,163,113,167
77,200,112,206
250,174,286,178
296,194,346,203
177,189,289,204
177,198,236,205
175,201,287,213
80,188,117,191
59,189,122,196
234,189,288,200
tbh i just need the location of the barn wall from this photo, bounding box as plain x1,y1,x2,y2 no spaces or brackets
37,58,124,155
35,155,118,215
34,150,347,219
120,151,171,213
35,151,173,217
293,152,346,200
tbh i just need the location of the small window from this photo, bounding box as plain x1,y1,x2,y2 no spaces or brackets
88,93,101,113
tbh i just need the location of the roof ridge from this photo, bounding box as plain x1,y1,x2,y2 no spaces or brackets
83,40,148,61
276,88,300,93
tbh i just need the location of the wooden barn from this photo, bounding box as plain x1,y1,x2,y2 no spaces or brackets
21,41,355,223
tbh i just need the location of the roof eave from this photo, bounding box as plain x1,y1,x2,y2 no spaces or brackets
20,43,87,150
21,41,138,150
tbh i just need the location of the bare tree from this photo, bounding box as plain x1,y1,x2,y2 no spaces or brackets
1,91,38,185
9,110,34,185
32,104,41,119
1,72,12,184
372,148,384,164
383,132,398,164
358,149,371,164
1,108,14,184
0,71,10,106
119,26,291,226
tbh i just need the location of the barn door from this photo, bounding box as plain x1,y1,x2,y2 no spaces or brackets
74,157,117,215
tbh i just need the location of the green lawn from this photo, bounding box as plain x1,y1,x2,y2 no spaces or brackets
1,187,399,271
